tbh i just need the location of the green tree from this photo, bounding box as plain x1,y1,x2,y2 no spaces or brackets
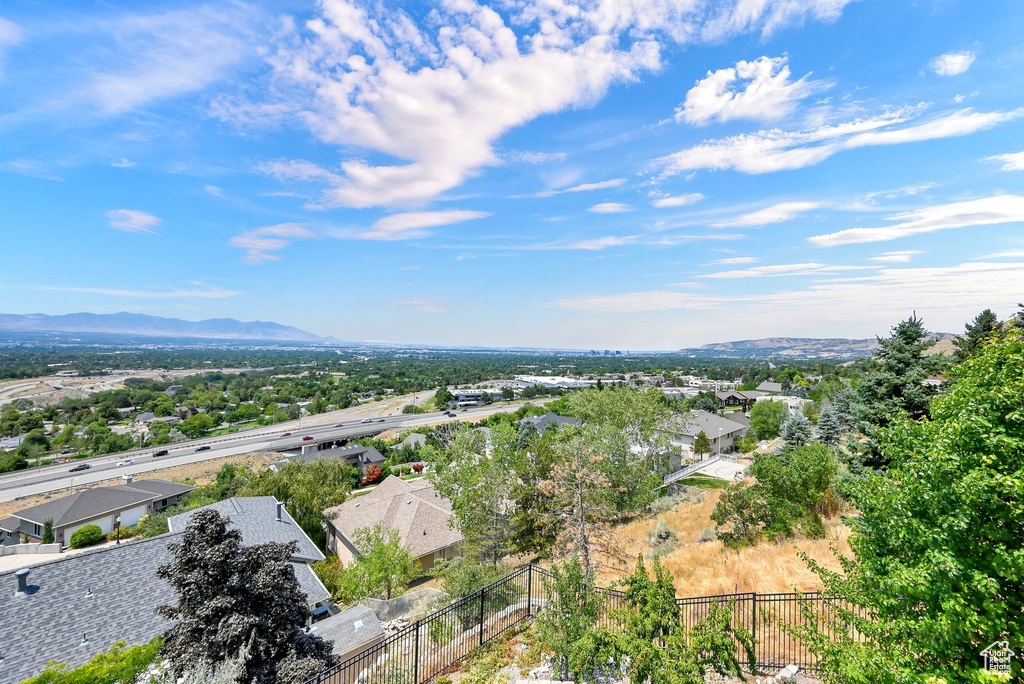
339,523,419,600
435,386,453,407
798,331,1024,682
748,400,788,440
780,413,812,446
857,314,940,427
156,509,334,684
179,413,215,439
42,518,54,544
815,405,843,445
689,392,720,414
953,307,1000,361
20,638,162,684
693,430,713,459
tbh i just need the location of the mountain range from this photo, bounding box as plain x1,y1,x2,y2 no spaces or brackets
0,312,335,342
680,335,956,359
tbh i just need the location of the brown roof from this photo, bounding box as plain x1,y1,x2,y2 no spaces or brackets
323,476,463,558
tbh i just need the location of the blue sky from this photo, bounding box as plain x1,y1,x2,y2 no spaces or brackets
2,0,1023,350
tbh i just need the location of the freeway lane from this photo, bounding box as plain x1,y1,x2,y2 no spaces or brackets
0,400,547,503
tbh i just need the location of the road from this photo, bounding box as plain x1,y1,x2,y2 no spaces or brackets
0,396,547,503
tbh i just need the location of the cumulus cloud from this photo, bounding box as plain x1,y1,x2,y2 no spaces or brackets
809,195,1024,246
387,296,449,314
986,151,1024,171
713,201,820,227
351,210,489,241
677,55,822,126
655,107,1021,177
652,193,705,208
588,202,632,213
224,0,853,208
229,223,316,263
869,250,921,263
931,51,975,77
107,209,161,234
534,178,627,198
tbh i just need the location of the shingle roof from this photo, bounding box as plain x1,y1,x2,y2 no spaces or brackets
0,517,18,533
523,412,582,431
666,410,748,438
312,605,384,657
756,382,783,393
398,433,426,449
324,476,463,558
13,485,163,527
118,478,195,499
286,445,385,467
167,497,325,562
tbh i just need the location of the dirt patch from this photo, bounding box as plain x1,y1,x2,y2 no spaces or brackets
0,451,275,519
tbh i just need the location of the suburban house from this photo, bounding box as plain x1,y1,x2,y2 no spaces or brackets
715,390,763,411
323,475,463,572
396,432,426,451
661,410,748,463
0,517,19,545
755,381,784,394
754,395,811,416
0,498,347,684
168,496,332,616
9,478,194,546
519,412,583,433
163,385,184,396
277,442,385,474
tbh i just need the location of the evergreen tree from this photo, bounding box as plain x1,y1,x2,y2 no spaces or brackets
953,308,999,361
156,509,335,684
780,413,812,446
815,405,842,445
857,314,940,427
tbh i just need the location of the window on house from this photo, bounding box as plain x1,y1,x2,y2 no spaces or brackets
33,524,41,536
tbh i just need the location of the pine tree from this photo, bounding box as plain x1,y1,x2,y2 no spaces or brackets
857,314,940,427
815,405,842,445
780,413,812,446
954,308,999,361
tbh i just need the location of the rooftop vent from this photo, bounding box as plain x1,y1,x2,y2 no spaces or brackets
14,568,30,597
276,502,284,522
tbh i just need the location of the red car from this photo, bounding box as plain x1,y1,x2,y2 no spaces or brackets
302,436,313,441
280,432,292,437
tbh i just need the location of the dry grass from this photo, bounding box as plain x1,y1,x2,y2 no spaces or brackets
596,488,853,597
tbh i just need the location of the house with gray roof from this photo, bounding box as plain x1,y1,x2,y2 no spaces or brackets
756,381,783,394
715,390,763,411
324,476,463,572
520,412,582,433
278,443,385,473
310,604,384,661
396,432,426,451
661,410,747,462
10,478,194,546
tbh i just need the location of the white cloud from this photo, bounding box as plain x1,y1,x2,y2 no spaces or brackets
503,150,568,164
0,16,21,76
203,184,223,197
713,201,820,227
22,282,239,299
229,223,316,263
352,210,489,241
986,151,1024,171
107,209,161,234
809,195,1024,246
110,158,135,168
707,257,758,265
931,51,975,77
700,262,867,278
534,178,627,198
651,193,705,208
677,55,822,126
387,296,449,314
569,235,639,250
869,250,921,263
655,107,1021,177
588,202,632,213
226,0,853,207
974,249,1024,259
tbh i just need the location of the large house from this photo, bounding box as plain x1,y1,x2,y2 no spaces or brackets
755,381,784,394
277,442,385,474
323,476,463,572
715,390,763,411
661,410,748,462
519,412,582,433
6,478,194,546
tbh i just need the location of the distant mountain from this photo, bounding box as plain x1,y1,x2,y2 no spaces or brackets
680,335,957,359
0,312,336,342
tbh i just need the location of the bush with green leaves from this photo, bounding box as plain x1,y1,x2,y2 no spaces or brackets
19,638,161,684
69,524,105,549
748,400,789,440
646,518,677,558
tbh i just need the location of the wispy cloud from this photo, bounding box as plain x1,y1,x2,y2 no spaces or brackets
985,150,1024,171
713,201,820,227
588,202,632,214
387,296,449,314
699,262,867,278
229,223,316,263
110,158,135,168
569,235,639,250
931,51,975,77
677,55,824,126
809,195,1024,246
107,209,161,234
706,257,758,265
0,16,22,77
19,282,239,299
203,184,223,197
651,193,705,208
503,150,568,164
349,210,489,241
1,159,63,181
655,107,1021,177
869,250,921,263
973,249,1024,259
533,178,627,198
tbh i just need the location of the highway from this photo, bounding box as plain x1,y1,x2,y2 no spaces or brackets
0,399,546,503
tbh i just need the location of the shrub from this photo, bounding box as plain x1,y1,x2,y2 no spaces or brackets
412,463,424,473
106,526,138,542
42,519,55,544
698,527,718,543
20,637,162,684
69,524,105,549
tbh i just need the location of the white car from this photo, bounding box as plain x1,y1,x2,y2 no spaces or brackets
117,459,135,466
360,418,373,423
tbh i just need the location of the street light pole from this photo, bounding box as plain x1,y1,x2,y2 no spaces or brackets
718,427,723,457
115,515,121,545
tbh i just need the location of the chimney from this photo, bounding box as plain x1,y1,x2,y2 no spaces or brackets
122,474,133,484
14,568,29,597
276,501,283,522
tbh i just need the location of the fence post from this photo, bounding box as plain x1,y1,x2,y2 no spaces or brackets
479,585,486,646
527,564,533,617
413,619,420,683
750,592,758,670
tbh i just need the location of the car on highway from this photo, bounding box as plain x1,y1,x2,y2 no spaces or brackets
152,449,169,457
302,436,313,441
280,432,292,437
117,459,135,466
69,463,91,472
195,446,211,452
361,418,373,423
378,419,385,423
461,408,468,412
334,422,344,427
60,448,72,454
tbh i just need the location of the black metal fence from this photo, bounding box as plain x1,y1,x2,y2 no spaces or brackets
304,564,861,684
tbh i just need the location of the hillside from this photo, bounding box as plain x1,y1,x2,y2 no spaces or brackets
682,334,957,359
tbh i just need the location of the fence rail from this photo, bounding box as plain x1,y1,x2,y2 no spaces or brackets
305,564,858,684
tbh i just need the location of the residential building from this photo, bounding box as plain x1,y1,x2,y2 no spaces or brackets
755,381,784,394
164,385,184,396
396,433,426,451
661,410,748,463
0,517,19,546
310,604,385,661
754,395,811,416
715,390,763,411
519,412,582,433
323,476,463,572
278,443,385,473
10,478,194,546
